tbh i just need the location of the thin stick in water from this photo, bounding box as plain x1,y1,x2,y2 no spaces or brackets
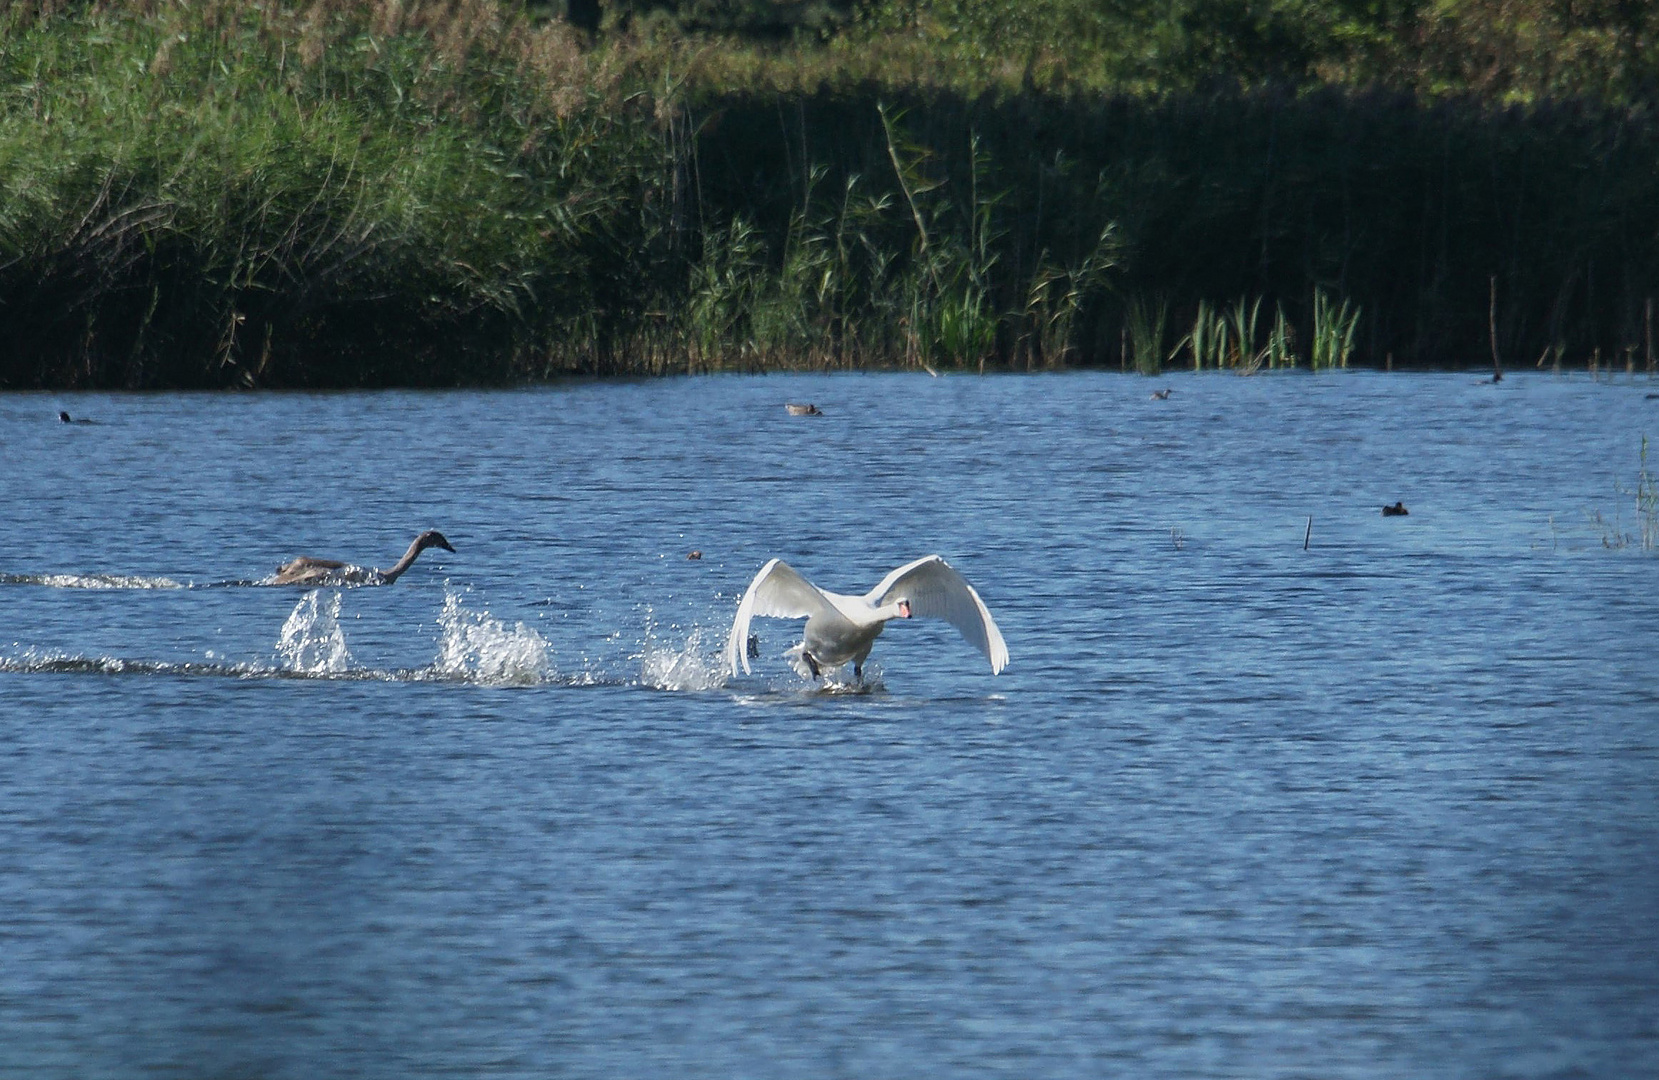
1489,275,1503,381
1647,297,1653,378
1304,516,1312,551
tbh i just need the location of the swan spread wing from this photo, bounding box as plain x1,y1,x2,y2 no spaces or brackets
726,559,840,675
866,555,1009,673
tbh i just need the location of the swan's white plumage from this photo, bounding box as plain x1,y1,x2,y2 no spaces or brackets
864,555,1009,674
725,555,1007,678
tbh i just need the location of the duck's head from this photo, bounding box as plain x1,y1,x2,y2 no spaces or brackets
418,530,456,553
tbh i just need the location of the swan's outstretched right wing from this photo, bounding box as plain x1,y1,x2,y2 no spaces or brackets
725,559,838,675
866,555,1009,674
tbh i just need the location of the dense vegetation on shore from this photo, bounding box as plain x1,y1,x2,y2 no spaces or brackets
1,0,1655,387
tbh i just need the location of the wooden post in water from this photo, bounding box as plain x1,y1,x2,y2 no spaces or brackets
1488,276,1503,382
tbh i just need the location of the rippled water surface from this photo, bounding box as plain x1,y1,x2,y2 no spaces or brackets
3,372,1657,1078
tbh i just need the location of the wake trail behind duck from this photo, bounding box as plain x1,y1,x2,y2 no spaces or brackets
0,572,185,589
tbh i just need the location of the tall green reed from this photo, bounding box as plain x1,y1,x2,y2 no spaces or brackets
1264,305,1296,369
1175,299,1229,370
1310,290,1360,369
1125,295,1169,374
1021,224,1118,369
1226,296,1264,372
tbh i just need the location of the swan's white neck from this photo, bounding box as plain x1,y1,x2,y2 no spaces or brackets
870,600,910,624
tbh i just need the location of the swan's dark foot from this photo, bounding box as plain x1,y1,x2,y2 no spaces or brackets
853,662,862,681
803,651,821,679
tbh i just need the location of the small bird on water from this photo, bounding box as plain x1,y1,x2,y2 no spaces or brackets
1150,388,1172,400
1382,502,1409,517
273,530,455,585
785,403,823,416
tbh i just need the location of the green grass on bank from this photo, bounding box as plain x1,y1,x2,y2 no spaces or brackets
604,0,1659,106
0,1,1655,387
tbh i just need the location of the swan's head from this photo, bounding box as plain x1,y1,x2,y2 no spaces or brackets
417,530,456,553
896,599,912,619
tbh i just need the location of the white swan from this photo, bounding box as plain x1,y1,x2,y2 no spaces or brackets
273,530,454,586
725,555,1008,681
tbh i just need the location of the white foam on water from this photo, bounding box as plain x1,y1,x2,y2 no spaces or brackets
0,648,263,679
276,590,352,675
1,572,184,589
0,648,157,675
639,618,729,692
433,589,551,686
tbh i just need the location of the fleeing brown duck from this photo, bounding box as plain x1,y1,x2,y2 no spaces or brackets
273,530,455,586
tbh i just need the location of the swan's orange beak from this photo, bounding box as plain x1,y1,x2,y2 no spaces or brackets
897,600,912,618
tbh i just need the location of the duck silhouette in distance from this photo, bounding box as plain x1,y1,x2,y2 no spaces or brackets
273,530,454,586
785,403,823,416
1382,502,1409,517
726,555,1008,683
58,411,96,424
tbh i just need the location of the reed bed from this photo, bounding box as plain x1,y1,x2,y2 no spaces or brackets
0,2,1656,387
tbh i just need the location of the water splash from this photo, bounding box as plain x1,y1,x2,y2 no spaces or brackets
433,589,551,686
276,591,352,675
818,670,885,694
1,572,183,589
640,621,728,692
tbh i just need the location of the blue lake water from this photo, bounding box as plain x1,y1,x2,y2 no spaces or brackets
2,371,1657,1078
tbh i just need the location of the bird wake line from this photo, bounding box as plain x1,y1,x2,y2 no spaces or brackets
7,548,1012,691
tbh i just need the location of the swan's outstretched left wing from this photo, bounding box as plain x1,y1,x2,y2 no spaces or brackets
866,555,1009,674
726,559,838,676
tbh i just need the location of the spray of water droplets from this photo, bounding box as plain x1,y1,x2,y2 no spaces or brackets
433,589,552,686
639,618,729,692
276,590,352,674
